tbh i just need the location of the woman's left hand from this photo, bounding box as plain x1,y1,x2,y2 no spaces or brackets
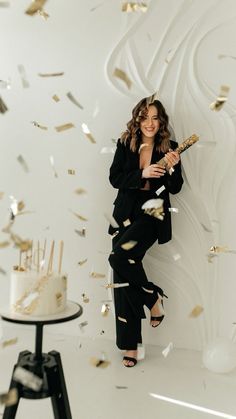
164,150,180,170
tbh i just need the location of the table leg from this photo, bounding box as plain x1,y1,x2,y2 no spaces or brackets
35,324,43,361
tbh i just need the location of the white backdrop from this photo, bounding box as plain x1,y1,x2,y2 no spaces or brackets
0,0,236,350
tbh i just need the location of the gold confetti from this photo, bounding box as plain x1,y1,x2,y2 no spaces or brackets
13,366,43,391
37,8,49,19
0,389,18,407
123,218,131,227
55,123,74,132
49,155,58,178
2,337,18,348
52,94,60,102
78,258,88,266
25,0,47,15
17,201,25,212
38,72,64,77
75,228,86,237
17,155,29,173
113,68,132,89
105,282,129,289
0,191,4,199
0,95,8,113
142,199,164,220
17,65,30,88
0,266,7,275
210,85,230,111
90,271,106,278
0,240,10,248
122,2,148,12
209,245,230,254
31,121,48,130
121,240,137,250
67,92,83,109
82,293,89,303
71,210,88,221
162,342,174,358
101,303,110,317
81,123,96,143
74,187,87,195
118,316,127,323
68,169,76,175
189,305,204,318
90,357,110,368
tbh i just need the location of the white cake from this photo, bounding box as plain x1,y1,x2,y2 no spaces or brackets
10,269,67,316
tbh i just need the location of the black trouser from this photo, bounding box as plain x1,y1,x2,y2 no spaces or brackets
108,191,164,350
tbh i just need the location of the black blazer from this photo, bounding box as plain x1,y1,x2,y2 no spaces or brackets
109,139,183,244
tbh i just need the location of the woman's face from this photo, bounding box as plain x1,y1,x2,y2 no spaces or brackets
140,105,160,139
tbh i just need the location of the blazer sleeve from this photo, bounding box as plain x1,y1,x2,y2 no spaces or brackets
109,140,146,189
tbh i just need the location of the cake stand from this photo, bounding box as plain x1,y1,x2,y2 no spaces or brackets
0,301,83,419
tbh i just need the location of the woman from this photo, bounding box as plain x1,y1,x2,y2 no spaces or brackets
108,96,183,367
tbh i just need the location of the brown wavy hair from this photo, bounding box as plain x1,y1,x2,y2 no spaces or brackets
120,96,171,153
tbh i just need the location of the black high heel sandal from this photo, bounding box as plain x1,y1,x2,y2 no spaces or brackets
150,290,168,328
123,356,137,367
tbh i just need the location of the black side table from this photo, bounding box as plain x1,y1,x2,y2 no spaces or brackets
0,301,83,419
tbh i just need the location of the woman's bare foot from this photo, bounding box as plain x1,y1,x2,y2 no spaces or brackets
123,349,137,367
150,297,164,327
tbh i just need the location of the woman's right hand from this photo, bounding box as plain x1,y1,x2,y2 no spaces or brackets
142,164,166,179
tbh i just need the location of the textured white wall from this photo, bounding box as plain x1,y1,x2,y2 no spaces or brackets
0,0,236,350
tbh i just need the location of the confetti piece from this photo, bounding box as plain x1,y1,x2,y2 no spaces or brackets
100,147,115,154
78,258,88,266
121,240,137,250
162,342,173,358
67,92,83,109
116,386,128,389
218,54,236,60
168,207,179,213
113,68,132,89
37,8,49,19
82,293,89,303
173,253,181,261
0,191,4,199
2,337,18,348
31,121,48,130
210,85,230,111
68,169,76,175
92,101,100,117
118,316,127,323
105,282,129,289
104,213,119,228
137,343,145,360
90,271,106,278
38,72,64,77
142,199,164,220
122,2,148,12
49,155,58,178
209,245,234,254
81,123,96,143
123,218,131,227
55,123,74,132
17,65,30,88
17,155,29,173
0,78,11,89
74,187,87,195
79,321,88,331
189,305,204,318
128,259,135,264
142,287,154,294
156,185,166,196
52,94,60,102
25,0,47,15
13,366,43,391
75,228,86,237
70,210,88,221
0,241,10,248
101,303,110,316
0,96,8,113
0,389,18,407
90,357,110,368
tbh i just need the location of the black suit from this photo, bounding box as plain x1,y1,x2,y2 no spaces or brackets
108,139,183,350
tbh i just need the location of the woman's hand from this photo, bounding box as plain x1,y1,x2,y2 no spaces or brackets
142,164,166,179
164,150,180,170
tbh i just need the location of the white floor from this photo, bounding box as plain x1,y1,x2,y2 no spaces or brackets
0,324,236,419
